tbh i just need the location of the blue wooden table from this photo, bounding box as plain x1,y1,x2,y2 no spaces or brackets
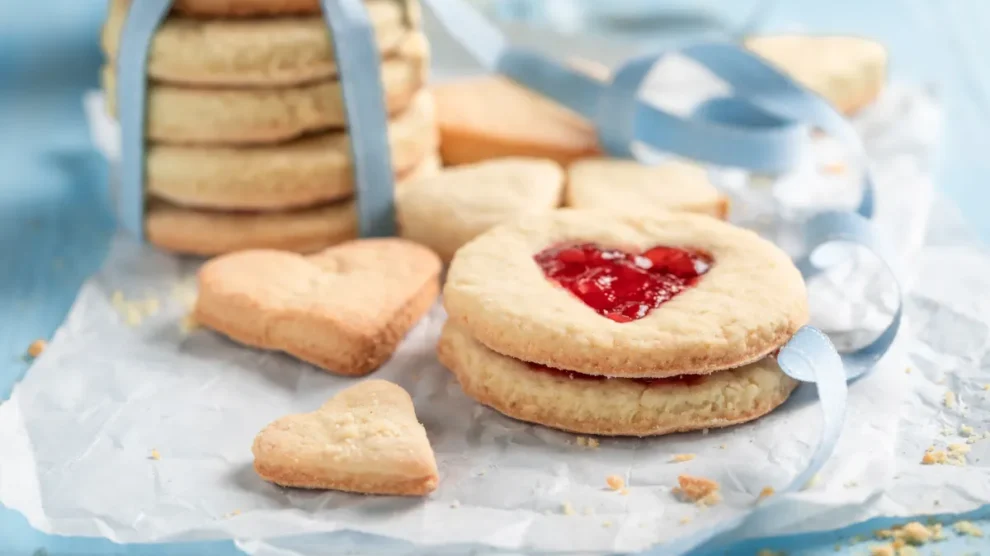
2,0,990,554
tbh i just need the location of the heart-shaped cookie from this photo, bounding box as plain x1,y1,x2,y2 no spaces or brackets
195,238,441,376
252,380,439,495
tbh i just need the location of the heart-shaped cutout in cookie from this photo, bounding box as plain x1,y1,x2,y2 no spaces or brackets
534,243,711,323
252,380,439,495
195,238,441,376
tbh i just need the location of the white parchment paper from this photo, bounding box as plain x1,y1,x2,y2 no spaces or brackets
4,63,980,554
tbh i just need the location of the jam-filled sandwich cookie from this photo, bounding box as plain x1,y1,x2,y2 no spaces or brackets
566,158,729,219
439,210,808,435
195,238,441,376
396,157,564,262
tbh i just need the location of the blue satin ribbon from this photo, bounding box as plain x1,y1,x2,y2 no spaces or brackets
116,0,395,241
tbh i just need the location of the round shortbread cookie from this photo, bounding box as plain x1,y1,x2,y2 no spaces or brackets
171,0,320,17
744,35,887,115
103,33,429,145
396,157,564,262
444,209,808,378
146,152,441,255
437,322,799,436
103,0,420,87
148,89,437,211
566,158,729,219
433,76,601,166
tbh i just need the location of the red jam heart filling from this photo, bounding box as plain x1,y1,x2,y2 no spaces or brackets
534,243,711,323
527,362,705,387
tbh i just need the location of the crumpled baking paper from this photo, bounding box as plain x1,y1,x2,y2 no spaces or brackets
0,61,974,555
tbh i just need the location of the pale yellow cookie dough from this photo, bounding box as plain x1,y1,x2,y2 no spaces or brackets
146,153,441,255
566,158,729,219
103,0,420,87
253,380,439,494
444,209,808,378
438,322,798,436
148,90,438,210
103,33,429,144
396,157,564,261
744,35,887,114
197,241,440,377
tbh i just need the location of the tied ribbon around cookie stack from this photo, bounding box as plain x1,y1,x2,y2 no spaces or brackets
116,1,902,553
116,0,398,241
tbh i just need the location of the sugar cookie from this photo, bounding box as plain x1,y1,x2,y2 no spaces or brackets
196,240,441,376
103,33,429,144
103,0,419,87
433,76,601,166
745,35,887,114
396,157,564,261
252,380,439,495
566,158,729,219
438,322,797,436
146,153,440,255
444,209,808,377
148,90,437,210
172,0,321,17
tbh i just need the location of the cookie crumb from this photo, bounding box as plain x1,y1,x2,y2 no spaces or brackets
983,384,990,391
875,529,894,539
150,449,161,461
718,444,726,450
953,520,983,537
901,522,931,544
948,443,971,454
670,453,695,463
944,391,955,408
561,502,575,516
960,424,975,436
758,486,775,500
26,339,47,358
898,547,919,556
869,545,894,556
179,313,200,334
679,516,691,525
673,474,721,506
576,436,599,448
602,520,612,528
922,449,947,465
606,475,624,490
822,162,847,175
904,367,911,374
450,500,460,508
619,488,629,496
803,473,821,490
222,509,241,519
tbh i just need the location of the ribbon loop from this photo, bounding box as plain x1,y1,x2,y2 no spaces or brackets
797,211,903,380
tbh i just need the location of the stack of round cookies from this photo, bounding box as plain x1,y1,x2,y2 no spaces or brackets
439,209,810,436
101,0,439,255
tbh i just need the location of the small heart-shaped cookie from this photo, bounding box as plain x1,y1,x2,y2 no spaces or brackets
195,238,441,376
252,380,439,495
